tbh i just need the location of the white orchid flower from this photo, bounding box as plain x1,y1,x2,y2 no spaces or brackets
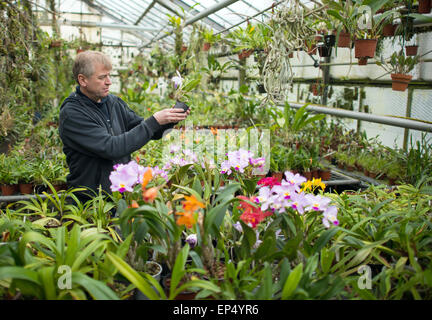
171,70,183,89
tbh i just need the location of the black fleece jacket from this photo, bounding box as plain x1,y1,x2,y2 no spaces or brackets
59,87,173,195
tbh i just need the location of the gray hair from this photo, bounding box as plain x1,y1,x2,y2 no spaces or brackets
73,50,112,84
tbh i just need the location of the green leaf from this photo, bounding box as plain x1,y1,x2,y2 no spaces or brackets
281,263,303,299
313,227,339,253
0,266,41,285
72,272,119,300
106,251,161,300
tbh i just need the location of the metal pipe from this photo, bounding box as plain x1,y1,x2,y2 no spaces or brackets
135,0,156,25
287,102,432,132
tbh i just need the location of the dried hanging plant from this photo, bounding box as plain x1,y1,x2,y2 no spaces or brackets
262,0,327,104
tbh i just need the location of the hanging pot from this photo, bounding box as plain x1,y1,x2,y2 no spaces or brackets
318,44,332,57
391,73,412,91
358,57,369,65
335,31,351,48
354,39,378,59
418,0,431,13
202,42,211,51
405,45,418,56
382,24,396,37
324,34,336,47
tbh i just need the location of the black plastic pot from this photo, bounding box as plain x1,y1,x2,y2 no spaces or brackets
257,83,266,93
324,34,336,47
318,44,332,57
174,100,189,112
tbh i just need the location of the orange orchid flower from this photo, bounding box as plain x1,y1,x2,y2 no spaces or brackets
141,168,153,190
210,127,218,135
175,211,196,228
182,195,205,212
130,200,139,208
143,187,158,203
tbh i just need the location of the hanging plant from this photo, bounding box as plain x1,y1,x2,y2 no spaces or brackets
262,0,328,103
377,49,419,91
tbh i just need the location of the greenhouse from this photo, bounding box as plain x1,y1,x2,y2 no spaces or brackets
0,0,432,302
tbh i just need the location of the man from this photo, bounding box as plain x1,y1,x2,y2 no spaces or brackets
59,50,189,202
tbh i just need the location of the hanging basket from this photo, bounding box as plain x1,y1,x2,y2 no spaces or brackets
391,73,412,91
418,0,431,13
354,39,378,59
405,45,418,56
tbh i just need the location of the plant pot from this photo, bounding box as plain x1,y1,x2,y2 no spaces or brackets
418,0,431,13
318,44,332,57
311,169,320,179
335,31,351,48
1,184,18,196
354,39,378,59
405,45,418,56
271,172,284,181
181,45,188,52
19,183,34,195
319,170,331,181
76,48,85,54
202,42,211,51
303,171,312,180
163,276,197,300
382,24,396,37
257,83,266,93
324,34,336,47
49,40,62,48
134,261,163,300
238,49,253,60
358,57,369,65
391,73,412,92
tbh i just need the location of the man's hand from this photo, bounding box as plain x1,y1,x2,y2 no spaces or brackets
153,107,190,125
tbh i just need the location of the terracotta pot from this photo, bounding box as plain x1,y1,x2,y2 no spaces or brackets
202,42,211,51
358,57,369,65
418,0,431,13
346,164,356,172
163,277,197,300
319,170,331,181
181,45,188,52
369,171,378,179
354,39,378,59
382,24,396,37
312,169,320,179
1,184,18,196
303,171,312,180
19,183,34,195
405,45,418,56
271,172,284,181
238,49,253,60
335,31,351,48
391,73,412,92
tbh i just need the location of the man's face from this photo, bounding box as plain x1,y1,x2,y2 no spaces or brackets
79,62,112,102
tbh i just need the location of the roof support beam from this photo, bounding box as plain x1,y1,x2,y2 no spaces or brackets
141,0,240,49
135,0,156,25
41,19,159,32
80,0,148,41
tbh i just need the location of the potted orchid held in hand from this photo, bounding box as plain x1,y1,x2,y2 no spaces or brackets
171,70,202,112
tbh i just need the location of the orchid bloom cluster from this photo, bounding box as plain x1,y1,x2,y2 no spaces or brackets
109,160,169,193
255,171,339,228
162,144,216,172
220,149,265,176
